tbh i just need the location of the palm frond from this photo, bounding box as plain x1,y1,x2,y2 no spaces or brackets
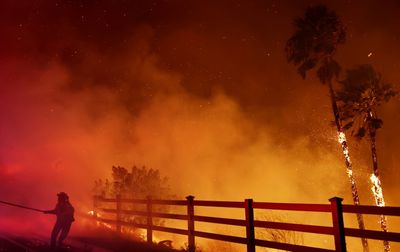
337,64,397,139
285,4,346,80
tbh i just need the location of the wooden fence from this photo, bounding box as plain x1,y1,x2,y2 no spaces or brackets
92,196,400,252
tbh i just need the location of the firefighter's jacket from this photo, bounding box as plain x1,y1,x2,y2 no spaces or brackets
45,201,75,224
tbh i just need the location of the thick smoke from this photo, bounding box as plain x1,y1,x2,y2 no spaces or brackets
0,48,347,205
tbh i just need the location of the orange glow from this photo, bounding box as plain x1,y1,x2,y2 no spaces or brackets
0,1,399,251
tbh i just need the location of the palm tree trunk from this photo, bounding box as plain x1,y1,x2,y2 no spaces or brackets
369,122,390,252
328,81,369,252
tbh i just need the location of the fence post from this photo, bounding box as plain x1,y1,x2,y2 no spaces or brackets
147,196,153,244
245,199,256,252
329,197,346,252
186,195,195,252
116,194,122,234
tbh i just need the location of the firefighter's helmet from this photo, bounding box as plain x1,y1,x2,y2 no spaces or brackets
57,192,69,200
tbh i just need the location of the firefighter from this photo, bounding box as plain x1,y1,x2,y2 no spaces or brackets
44,192,75,249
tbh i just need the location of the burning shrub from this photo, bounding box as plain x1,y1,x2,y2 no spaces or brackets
94,165,172,199
94,165,174,228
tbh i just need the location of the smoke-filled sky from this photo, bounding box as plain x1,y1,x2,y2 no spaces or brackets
0,0,399,237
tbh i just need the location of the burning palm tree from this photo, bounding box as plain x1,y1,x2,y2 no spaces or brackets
337,64,398,252
285,5,369,251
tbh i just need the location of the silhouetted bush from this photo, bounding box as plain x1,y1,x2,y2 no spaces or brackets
94,165,174,228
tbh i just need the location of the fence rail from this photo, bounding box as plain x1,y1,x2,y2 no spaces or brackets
91,195,400,252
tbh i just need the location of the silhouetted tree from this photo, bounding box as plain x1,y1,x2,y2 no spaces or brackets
94,165,173,228
285,5,368,251
337,64,398,252
95,165,172,199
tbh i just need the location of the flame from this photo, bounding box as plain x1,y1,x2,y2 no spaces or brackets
138,229,147,240
338,132,346,144
337,132,358,204
87,210,162,243
338,132,352,173
339,129,390,251
337,130,369,252
370,174,385,207
370,174,390,251
87,210,113,229
137,229,160,243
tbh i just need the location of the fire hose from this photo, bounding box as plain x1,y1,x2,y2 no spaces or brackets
0,200,44,213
